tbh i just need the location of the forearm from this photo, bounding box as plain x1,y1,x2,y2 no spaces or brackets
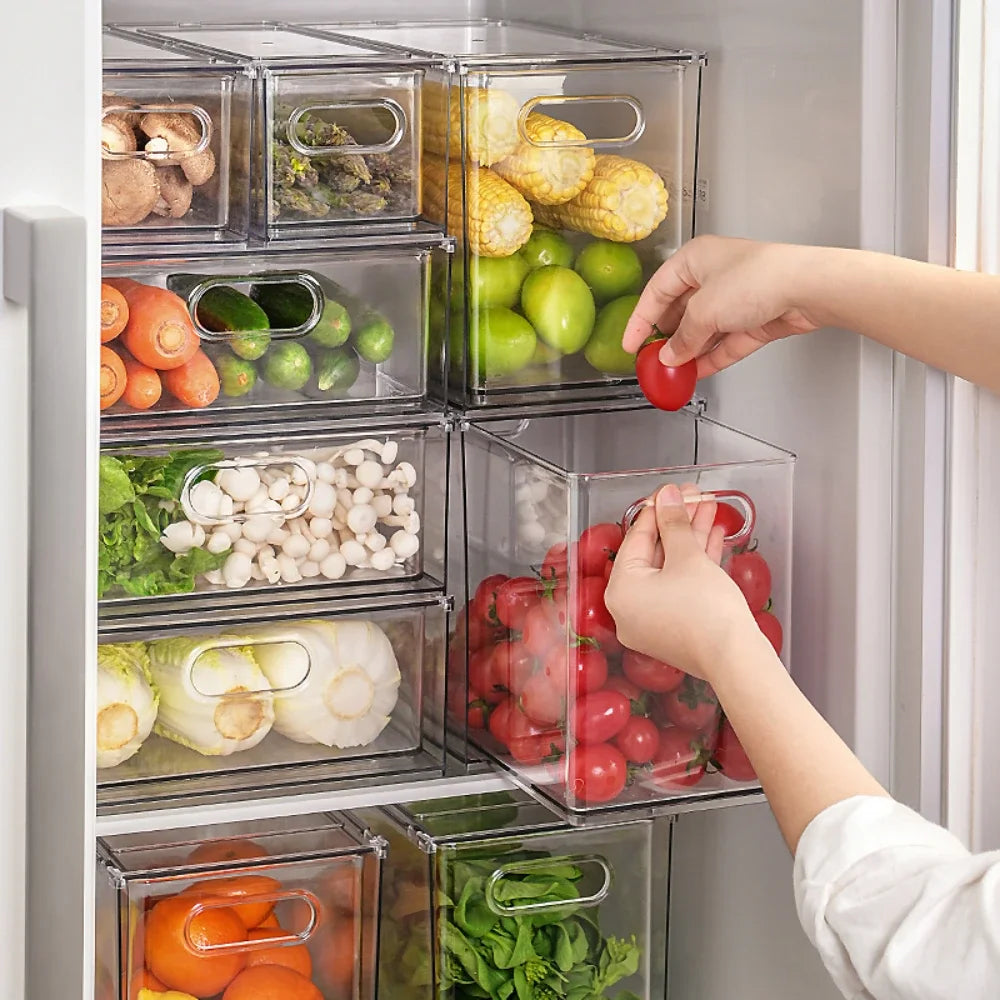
797,246,1000,394
712,627,888,853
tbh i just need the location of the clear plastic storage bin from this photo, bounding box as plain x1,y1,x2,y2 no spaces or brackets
99,238,450,428
102,28,251,247
97,421,448,608
313,19,705,406
95,813,383,1000
455,405,793,819
96,594,447,808
125,22,434,238
354,788,669,1000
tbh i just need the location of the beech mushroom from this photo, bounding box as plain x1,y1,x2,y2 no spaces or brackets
151,166,193,218
102,159,159,226
139,111,216,186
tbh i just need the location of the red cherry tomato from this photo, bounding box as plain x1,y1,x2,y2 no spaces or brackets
570,575,620,651
467,613,504,651
565,743,628,804
602,558,615,584
754,610,783,655
571,690,631,744
508,708,564,766
648,727,709,788
541,542,570,583
659,676,720,732
520,670,565,725
603,674,645,705
488,697,516,747
469,646,505,705
522,603,564,659
713,502,746,540
494,576,540,630
727,551,772,612
614,716,660,764
621,649,686,693
576,523,624,578
542,644,609,698
489,638,537,697
635,341,698,411
472,573,509,626
714,719,757,781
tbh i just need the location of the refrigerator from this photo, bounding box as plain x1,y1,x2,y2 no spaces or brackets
0,0,994,998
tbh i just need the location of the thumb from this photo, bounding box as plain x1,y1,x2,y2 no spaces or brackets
658,290,716,366
654,485,700,555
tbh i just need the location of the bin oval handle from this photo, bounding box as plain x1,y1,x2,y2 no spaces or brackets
102,102,213,159
286,98,407,157
620,489,756,546
518,94,645,148
183,888,322,954
484,855,612,915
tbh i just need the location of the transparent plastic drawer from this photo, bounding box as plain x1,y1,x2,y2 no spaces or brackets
99,239,449,427
95,812,383,1000
316,19,706,407
127,22,433,238
102,28,251,247
97,422,447,608
354,788,669,1000
455,405,793,820
96,594,447,807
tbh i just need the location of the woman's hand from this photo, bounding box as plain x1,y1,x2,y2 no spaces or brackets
604,483,757,683
622,236,822,377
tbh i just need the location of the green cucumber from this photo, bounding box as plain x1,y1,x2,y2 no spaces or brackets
353,311,395,364
250,280,351,349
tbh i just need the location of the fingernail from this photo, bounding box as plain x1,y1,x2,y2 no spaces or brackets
657,484,683,507
659,342,679,365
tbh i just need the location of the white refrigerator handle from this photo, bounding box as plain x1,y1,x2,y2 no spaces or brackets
4,207,95,1000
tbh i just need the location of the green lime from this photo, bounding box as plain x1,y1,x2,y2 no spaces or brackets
260,341,312,391
453,252,529,311
584,294,640,375
230,330,270,361
316,347,361,393
216,354,257,397
354,314,395,364
470,307,537,380
520,265,595,355
574,240,644,303
521,227,574,270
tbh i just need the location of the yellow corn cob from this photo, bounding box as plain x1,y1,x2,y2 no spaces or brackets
423,155,533,257
423,82,520,166
492,113,596,206
530,154,668,242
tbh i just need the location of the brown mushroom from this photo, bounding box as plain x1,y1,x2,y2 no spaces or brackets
102,159,160,226
101,114,138,159
102,92,141,129
139,111,216,186
151,166,193,218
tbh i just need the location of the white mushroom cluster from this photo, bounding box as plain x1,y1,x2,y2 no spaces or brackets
160,438,421,590
513,463,568,558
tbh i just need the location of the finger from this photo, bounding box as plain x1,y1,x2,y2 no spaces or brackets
653,484,701,560
651,539,665,570
657,290,720,366
622,253,698,353
690,497,718,551
706,524,725,565
615,504,660,570
694,329,768,378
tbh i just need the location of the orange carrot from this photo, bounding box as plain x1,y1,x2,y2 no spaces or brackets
103,276,141,295
100,282,129,342
121,355,162,410
120,284,199,370
100,345,127,410
162,349,220,408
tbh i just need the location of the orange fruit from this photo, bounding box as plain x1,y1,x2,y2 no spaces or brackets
188,839,269,865
145,895,247,997
222,965,323,1000
257,912,280,929
182,874,282,929
320,864,358,914
245,926,313,977
128,969,166,1000
313,916,357,996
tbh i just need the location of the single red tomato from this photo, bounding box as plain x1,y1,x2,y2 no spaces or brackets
565,743,628,804
713,502,746,540
659,676,720,732
467,613,504,651
494,576,540,630
508,708,564,766
520,670,565,726
648,727,709,788
542,644,609,698
570,575,620,651
576,523,624,578
635,341,698,411
621,649,686,693
489,638,537,697
714,719,757,781
472,573,510,625
541,542,570,583
754,610,783,655
522,603,564,659
727,551,772,612
602,557,615,584
468,646,504,705
614,716,660,764
488,697,516,747
603,674,645,705
571,690,631,744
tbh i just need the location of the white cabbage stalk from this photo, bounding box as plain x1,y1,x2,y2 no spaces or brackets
96,643,158,769
146,637,274,756
245,619,401,748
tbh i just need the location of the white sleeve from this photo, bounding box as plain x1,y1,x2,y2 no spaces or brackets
793,795,1000,1000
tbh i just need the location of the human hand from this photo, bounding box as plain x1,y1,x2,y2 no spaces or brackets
604,483,757,683
622,236,822,378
